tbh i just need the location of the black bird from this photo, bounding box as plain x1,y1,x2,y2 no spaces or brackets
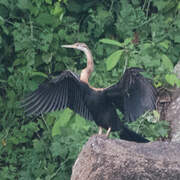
22,43,157,142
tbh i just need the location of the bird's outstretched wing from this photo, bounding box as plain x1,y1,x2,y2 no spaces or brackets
21,70,93,121
105,68,157,122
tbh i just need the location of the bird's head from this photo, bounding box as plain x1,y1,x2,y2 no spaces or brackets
61,42,89,52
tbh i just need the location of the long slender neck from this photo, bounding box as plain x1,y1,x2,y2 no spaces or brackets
80,48,94,84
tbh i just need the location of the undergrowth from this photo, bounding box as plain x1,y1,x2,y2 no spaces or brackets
0,0,180,179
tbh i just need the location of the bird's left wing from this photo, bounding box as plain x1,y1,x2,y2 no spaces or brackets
104,68,157,122
21,70,93,121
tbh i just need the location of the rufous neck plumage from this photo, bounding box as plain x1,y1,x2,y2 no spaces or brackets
80,48,94,84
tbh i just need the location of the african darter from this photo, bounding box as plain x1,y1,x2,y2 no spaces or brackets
22,43,157,142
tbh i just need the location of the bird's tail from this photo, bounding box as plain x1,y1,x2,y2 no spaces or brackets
119,126,149,143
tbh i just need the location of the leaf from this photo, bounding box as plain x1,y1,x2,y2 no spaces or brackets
153,110,160,121
174,35,180,43
51,2,63,15
33,139,44,153
143,43,152,49
71,114,90,132
178,2,180,9
174,19,180,28
105,50,124,71
0,0,9,7
52,109,73,136
161,54,173,72
31,72,48,78
156,121,169,137
124,38,132,45
42,53,53,64
152,1,169,11
13,58,25,66
159,40,170,49
50,141,67,158
45,0,52,5
0,16,4,24
158,128,168,137
99,39,124,47
35,13,58,26
17,0,33,10
165,74,180,87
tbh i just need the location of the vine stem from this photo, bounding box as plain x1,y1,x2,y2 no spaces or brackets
123,54,128,74
146,0,152,17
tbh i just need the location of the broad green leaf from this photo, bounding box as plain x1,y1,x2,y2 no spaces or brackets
161,54,173,72
174,35,180,43
157,126,168,137
71,114,90,132
165,74,180,87
106,50,124,71
31,72,48,78
178,2,180,9
156,121,169,137
159,40,170,49
99,39,124,47
140,71,153,79
153,110,160,121
52,109,73,136
36,13,57,26
51,2,63,15
45,0,52,5
17,0,33,10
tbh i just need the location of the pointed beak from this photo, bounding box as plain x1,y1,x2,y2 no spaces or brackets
61,44,76,48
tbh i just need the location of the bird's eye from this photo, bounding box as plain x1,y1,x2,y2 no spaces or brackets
82,44,87,48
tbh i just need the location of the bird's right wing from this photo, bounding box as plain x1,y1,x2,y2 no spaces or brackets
104,68,157,122
21,70,93,121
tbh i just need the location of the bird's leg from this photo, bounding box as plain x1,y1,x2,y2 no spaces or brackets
106,127,111,137
98,126,103,135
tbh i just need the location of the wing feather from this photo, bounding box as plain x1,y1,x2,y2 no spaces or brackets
22,70,93,121
24,88,51,115
22,86,49,107
105,68,157,122
44,85,59,113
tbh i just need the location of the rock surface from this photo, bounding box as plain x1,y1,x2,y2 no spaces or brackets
71,135,180,180
166,88,180,142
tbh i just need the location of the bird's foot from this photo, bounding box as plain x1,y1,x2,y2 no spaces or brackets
98,126,111,138
105,127,111,137
98,126,103,135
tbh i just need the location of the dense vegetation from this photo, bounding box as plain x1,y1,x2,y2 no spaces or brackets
0,0,180,179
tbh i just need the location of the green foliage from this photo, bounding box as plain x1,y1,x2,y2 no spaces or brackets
99,39,124,47
0,0,180,179
128,111,169,141
100,35,180,86
165,74,180,86
51,109,91,137
105,50,124,71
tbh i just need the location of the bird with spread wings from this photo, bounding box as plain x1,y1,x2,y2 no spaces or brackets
22,43,157,142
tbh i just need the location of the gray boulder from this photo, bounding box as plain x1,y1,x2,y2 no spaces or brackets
166,88,180,142
174,61,180,79
71,135,180,180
